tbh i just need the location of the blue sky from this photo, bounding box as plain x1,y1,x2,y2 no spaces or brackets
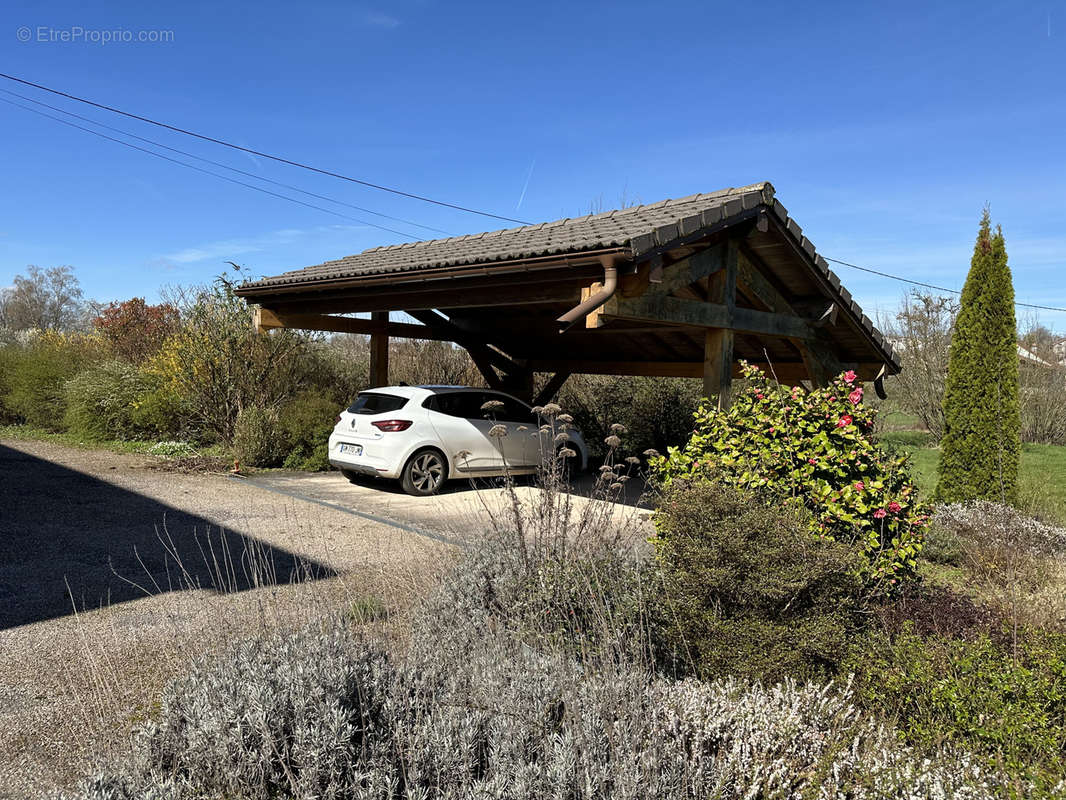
2,0,1065,331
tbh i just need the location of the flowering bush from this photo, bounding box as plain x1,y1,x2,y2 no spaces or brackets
651,362,929,587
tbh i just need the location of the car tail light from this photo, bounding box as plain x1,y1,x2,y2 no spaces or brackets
371,419,413,432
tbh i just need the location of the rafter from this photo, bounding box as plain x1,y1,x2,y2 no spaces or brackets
599,294,815,341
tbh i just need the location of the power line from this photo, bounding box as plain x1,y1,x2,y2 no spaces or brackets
823,256,1066,314
0,71,533,226
0,96,421,240
0,86,451,236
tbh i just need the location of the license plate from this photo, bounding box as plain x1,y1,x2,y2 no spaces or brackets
339,443,363,456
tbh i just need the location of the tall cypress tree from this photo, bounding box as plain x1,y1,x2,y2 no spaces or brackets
936,209,1020,504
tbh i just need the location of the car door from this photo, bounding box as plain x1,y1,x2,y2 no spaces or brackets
424,391,505,472
487,394,542,467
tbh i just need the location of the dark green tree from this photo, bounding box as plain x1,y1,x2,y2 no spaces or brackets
936,209,1020,503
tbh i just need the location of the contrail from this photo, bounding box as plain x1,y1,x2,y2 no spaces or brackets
516,159,535,212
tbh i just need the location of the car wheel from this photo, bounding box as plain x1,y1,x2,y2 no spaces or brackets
401,449,447,496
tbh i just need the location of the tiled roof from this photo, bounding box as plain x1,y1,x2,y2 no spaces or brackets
237,182,899,371
239,183,773,289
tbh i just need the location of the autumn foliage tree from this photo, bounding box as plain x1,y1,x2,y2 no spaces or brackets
936,210,1021,504
93,297,180,363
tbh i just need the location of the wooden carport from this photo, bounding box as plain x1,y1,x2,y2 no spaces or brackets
235,182,900,406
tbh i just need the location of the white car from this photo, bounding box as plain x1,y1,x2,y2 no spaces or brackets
328,385,589,496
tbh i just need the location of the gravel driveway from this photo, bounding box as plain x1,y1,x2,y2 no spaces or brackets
0,439,455,798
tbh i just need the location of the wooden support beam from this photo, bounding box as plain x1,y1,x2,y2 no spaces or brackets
253,307,453,341
641,243,726,297
526,358,885,383
702,239,738,407
369,311,389,387
600,296,815,340
792,336,846,388
704,328,735,407
259,278,585,316
406,309,536,398
469,351,506,392
533,372,571,406
736,250,794,314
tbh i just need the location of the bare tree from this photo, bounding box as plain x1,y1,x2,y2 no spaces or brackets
0,265,85,331
883,291,958,440
1018,319,1066,445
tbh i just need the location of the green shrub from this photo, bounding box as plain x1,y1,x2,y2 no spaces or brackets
277,390,337,471
653,480,867,683
62,360,153,440
558,375,702,460
1,331,104,429
127,378,190,441
144,276,327,444
0,345,19,423
846,625,1066,793
651,362,929,588
920,521,965,565
232,405,285,467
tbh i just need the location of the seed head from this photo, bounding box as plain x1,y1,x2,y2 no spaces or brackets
558,447,577,459
488,424,508,437
554,432,571,443
609,423,627,434
643,448,660,458
604,435,622,448
557,413,574,423
481,399,505,412
625,456,640,465
541,403,562,416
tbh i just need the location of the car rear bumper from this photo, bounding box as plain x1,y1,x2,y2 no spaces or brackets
327,434,402,478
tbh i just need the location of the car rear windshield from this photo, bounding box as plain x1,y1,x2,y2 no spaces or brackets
346,393,408,415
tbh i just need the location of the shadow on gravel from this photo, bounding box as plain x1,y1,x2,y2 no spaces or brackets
0,444,334,630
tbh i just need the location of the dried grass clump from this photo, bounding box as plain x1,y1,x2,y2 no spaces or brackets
935,500,1066,633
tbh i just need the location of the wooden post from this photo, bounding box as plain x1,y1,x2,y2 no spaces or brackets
369,311,389,387
704,328,735,408
703,239,739,408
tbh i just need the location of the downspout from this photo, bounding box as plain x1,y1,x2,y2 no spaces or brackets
556,256,620,332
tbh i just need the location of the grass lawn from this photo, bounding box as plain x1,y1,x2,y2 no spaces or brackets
0,424,228,460
880,430,1066,525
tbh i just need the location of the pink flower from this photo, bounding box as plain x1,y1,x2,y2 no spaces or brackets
836,415,853,428
854,481,865,492
888,501,902,513
808,458,817,465
755,392,764,400
769,427,775,434
848,388,863,405
844,370,857,383
873,508,887,519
